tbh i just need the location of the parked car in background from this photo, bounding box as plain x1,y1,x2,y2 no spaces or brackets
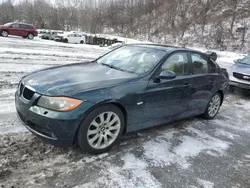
51,31,64,40
38,29,50,39
54,34,64,42
229,55,250,90
15,44,229,154
0,22,38,39
55,33,86,44
38,29,64,40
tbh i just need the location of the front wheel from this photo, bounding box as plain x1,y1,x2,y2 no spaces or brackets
203,92,222,119
1,30,8,37
77,104,124,154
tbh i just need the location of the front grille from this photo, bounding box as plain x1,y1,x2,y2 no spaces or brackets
22,87,35,100
233,72,250,81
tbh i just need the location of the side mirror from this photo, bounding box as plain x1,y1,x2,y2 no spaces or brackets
159,70,176,80
9,25,13,28
234,59,241,64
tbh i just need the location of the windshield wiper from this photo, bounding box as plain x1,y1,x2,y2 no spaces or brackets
101,63,125,72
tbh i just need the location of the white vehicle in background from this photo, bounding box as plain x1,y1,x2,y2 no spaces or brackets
38,29,64,40
55,33,86,44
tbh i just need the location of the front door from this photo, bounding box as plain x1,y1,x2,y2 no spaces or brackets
67,34,75,43
8,23,21,36
142,51,192,128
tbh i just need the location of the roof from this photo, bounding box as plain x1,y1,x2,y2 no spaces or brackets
126,43,203,54
125,43,185,52
14,22,34,26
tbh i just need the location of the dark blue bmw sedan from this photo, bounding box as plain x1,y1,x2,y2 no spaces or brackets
15,44,229,154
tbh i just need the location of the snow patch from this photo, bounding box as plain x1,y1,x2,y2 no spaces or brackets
76,154,161,188
143,139,190,168
159,130,179,140
122,153,148,169
215,129,239,139
0,63,51,73
143,127,230,169
197,179,214,188
0,88,17,97
0,124,27,135
0,100,16,113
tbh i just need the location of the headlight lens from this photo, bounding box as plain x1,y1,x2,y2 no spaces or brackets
37,96,83,112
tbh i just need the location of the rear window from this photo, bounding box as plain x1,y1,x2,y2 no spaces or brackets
191,53,216,74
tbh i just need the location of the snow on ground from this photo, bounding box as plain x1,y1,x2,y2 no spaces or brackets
197,179,214,188
0,36,250,188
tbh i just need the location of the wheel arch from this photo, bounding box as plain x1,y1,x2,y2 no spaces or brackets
73,100,128,146
1,29,8,36
217,90,224,105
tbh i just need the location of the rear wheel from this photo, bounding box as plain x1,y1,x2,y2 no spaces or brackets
203,92,222,119
80,40,84,44
27,33,34,39
64,38,68,43
77,104,124,154
1,30,8,37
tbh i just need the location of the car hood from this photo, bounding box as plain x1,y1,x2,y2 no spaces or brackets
22,62,137,96
231,63,250,74
0,25,7,29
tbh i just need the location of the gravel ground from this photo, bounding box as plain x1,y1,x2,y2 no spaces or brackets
0,36,250,188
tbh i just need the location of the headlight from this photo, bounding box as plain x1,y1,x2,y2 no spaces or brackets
37,96,83,112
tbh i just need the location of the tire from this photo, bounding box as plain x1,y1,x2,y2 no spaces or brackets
80,40,84,44
64,38,68,43
27,33,34,40
1,30,8,37
77,104,124,154
203,92,222,119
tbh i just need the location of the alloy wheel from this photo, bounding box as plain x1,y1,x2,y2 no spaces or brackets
208,94,221,117
28,34,34,39
87,111,121,149
2,31,8,37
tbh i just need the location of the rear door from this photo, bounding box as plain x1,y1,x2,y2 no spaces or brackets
188,52,218,114
19,24,30,37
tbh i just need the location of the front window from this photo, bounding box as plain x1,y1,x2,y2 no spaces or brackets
240,56,250,65
97,46,166,74
12,23,19,28
4,22,13,27
162,52,189,76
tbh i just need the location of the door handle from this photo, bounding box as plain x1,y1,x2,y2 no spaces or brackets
209,79,215,84
183,83,191,87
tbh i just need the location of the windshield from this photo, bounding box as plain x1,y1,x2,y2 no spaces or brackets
97,46,166,74
3,22,13,27
240,56,250,65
